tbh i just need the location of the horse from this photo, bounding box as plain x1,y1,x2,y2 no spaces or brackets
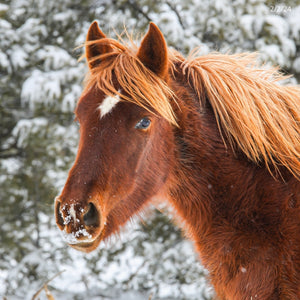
55,21,300,299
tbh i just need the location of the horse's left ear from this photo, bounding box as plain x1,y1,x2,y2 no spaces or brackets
86,21,113,69
137,23,168,79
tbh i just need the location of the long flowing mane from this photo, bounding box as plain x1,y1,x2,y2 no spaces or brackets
181,52,300,178
82,38,300,179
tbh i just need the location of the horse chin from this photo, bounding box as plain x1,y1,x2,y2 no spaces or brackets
68,228,105,253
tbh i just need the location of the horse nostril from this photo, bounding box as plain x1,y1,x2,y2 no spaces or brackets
55,200,65,229
83,203,100,227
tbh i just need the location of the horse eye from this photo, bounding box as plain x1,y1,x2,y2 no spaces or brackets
135,117,151,130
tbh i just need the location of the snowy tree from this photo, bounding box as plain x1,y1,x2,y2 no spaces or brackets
1,0,299,299
0,0,88,295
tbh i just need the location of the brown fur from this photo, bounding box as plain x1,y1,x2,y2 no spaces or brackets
55,22,300,299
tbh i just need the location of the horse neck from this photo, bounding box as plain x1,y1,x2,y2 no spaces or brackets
167,69,284,243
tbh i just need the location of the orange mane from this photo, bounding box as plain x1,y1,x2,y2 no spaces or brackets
181,52,300,178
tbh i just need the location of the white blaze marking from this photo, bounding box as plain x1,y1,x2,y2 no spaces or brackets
69,204,77,224
98,94,120,118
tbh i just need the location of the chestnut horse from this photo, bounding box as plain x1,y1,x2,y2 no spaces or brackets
55,22,300,299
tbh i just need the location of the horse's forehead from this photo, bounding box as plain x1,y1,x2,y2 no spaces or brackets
76,88,121,120
77,88,143,122
98,94,120,119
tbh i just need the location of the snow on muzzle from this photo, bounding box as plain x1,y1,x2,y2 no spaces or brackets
54,196,102,246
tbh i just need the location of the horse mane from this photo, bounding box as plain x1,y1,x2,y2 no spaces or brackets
180,52,300,178
82,38,300,179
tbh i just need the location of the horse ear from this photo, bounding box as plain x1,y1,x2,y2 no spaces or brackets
86,21,112,69
137,22,168,79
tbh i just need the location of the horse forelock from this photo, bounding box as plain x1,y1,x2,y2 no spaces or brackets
81,37,178,126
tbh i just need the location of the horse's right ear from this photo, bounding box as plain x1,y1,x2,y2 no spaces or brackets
86,21,112,69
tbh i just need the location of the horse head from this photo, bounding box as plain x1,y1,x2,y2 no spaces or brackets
54,22,175,252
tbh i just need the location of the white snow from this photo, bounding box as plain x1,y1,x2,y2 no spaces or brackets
288,6,300,40
293,57,300,73
0,51,10,69
61,228,92,244
0,3,9,12
264,15,289,40
63,214,72,225
0,19,12,30
12,117,48,147
36,45,76,70
0,158,21,174
21,70,62,109
61,85,81,112
240,14,256,39
10,46,28,69
256,41,285,66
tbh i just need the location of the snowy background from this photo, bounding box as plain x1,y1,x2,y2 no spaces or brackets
0,0,299,299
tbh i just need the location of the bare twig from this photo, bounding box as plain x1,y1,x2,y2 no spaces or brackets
148,292,154,300
166,1,185,29
44,285,55,300
32,270,65,300
126,0,152,22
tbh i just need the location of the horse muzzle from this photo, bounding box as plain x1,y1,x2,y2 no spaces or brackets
54,196,104,252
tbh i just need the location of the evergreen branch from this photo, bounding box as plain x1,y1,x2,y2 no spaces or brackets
0,140,22,159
